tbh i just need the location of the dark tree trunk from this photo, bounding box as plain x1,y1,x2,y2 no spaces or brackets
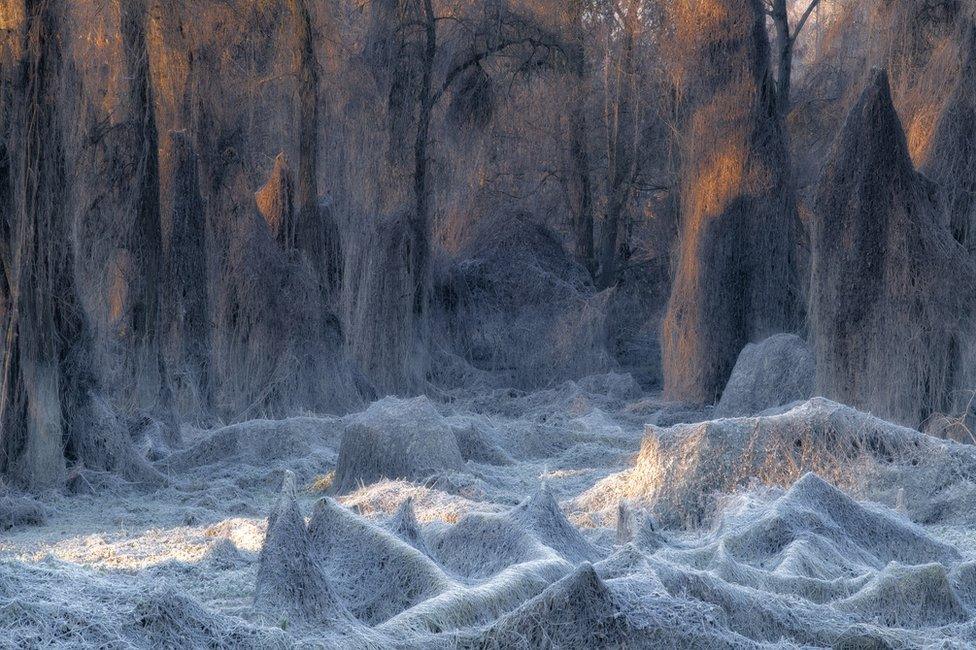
288,0,341,299
0,5,16,475
410,0,436,318
118,0,162,348
160,131,211,414
0,0,88,489
566,0,595,274
770,0,793,118
597,0,639,290
292,0,318,254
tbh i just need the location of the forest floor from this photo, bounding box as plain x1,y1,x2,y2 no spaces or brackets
3,375,976,648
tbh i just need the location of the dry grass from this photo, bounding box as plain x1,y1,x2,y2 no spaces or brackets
307,472,334,494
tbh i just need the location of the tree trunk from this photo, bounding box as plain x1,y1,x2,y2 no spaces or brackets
0,0,86,489
160,131,211,415
118,0,162,348
288,0,317,253
410,0,436,318
566,0,595,273
661,0,801,404
0,0,20,479
771,0,793,118
597,0,639,290
288,0,341,299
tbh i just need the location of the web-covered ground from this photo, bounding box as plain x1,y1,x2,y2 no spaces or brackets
4,373,976,648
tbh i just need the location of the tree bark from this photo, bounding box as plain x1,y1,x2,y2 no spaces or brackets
770,0,820,118
160,131,211,416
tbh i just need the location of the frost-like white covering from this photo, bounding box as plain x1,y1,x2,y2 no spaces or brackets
333,396,464,494
577,397,976,528
715,333,815,418
5,379,976,647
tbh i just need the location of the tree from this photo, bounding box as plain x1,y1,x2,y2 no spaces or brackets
159,131,211,416
562,0,596,274
117,0,162,349
0,0,76,488
369,0,563,319
810,70,973,427
766,0,822,117
0,0,103,488
289,0,319,255
596,0,643,289
661,0,801,404
552,0,672,289
286,0,342,298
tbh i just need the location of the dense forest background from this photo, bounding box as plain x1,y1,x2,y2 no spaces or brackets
1,0,975,491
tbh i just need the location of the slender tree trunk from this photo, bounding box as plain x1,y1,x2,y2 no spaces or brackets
771,0,792,118
160,131,211,416
117,0,170,427
288,0,317,253
411,0,436,317
150,1,195,424
771,0,822,118
597,0,639,290
567,0,595,274
0,0,19,475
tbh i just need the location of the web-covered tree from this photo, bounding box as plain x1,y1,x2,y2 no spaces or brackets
0,0,76,489
117,0,162,351
285,0,342,299
660,0,802,404
561,0,596,274
350,0,563,391
367,0,563,318
72,0,165,415
810,69,974,427
0,0,158,489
